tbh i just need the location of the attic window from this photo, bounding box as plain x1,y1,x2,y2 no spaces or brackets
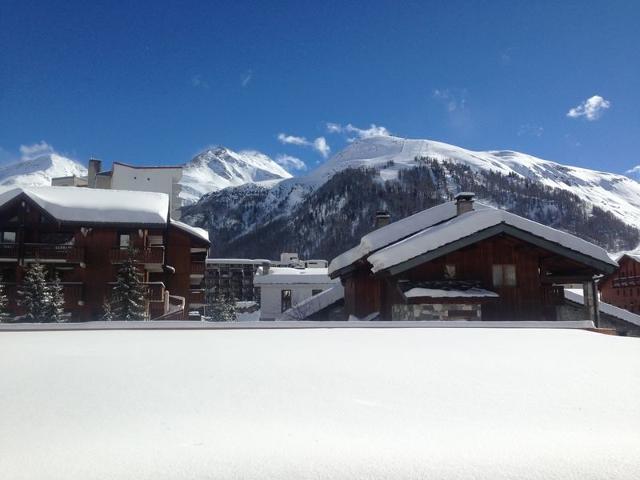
444,264,456,279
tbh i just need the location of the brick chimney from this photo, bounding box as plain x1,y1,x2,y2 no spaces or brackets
87,158,102,188
455,192,475,216
375,210,391,228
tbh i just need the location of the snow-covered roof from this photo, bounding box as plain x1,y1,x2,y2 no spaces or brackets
254,267,339,285
0,186,169,225
170,219,210,244
615,251,640,263
565,289,640,328
404,287,499,299
367,205,617,274
280,284,345,320
331,201,617,277
329,201,469,275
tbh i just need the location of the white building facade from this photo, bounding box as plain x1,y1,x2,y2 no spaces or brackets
253,267,340,320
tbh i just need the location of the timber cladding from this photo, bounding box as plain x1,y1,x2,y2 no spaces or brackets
344,234,602,321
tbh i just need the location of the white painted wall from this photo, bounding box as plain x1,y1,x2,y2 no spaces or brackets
111,164,183,219
259,283,336,320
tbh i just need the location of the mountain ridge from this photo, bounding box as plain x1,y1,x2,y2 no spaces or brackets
183,135,640,259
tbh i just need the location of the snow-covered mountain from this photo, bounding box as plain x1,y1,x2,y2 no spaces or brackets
183,135,640,259
0,153,87,187
308,136,640,226
180,147,292,204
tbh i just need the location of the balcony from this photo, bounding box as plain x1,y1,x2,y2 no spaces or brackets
191,261,206,276
189,289,206,305
24,243,85,263
109,246,164,265
0,244,18,260
613,276,640,288
146,282,166,302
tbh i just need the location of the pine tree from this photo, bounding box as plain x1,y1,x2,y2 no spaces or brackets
206,289,237,322
110,248,147,321
101,298,113,321
18,262,50,322
45,275,66,323
0,277,9,321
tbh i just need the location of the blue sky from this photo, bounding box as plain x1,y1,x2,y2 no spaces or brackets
1,0,639,174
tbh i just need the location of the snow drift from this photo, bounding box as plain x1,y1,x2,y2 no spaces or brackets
1,328,639,479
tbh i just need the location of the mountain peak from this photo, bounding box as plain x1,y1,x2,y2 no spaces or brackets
180,146,291,204
0,153,87,188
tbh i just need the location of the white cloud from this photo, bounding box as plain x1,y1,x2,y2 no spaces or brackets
190,74,209,89
277,133,331,158
313,137,330,158
325,123,391,141
567,95,611,121
276,154,307,171
277,133,309,146
626,165,640,181
326,122,342,134
19,141,55,160
241,70,252,87
432,88,468,112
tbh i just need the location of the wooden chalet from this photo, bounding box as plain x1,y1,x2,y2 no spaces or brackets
0,186,209,320
329,193,617,324
599,252,640,314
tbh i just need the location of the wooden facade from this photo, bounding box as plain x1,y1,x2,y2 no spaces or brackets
333,196,616,323
341,234,602,321
599,254,640,314
0,192,208,321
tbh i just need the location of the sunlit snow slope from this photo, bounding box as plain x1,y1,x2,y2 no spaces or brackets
180,147,292,204
308,136,640,226
0,154,87,187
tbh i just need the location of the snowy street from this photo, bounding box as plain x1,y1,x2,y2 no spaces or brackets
1,328,639,479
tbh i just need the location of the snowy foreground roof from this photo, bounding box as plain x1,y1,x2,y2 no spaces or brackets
1,328,639,479
0,186,170,225
330,200,617,276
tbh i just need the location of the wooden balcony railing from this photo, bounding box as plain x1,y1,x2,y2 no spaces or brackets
191,261,206,275
189,289,206,305
613,276,640,288
146,282,166,302
109,246,164,264
24,244,85,262
0,244,18,259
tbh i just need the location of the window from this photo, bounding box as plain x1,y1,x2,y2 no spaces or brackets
119,233,130,248
444,264,456,279
492,264,516,287
312,289,323,296
281,289,292,312
1,231,16,243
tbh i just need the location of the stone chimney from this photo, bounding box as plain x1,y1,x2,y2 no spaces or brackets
87,158,102,188
455,192,475,216
375,210,391,228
